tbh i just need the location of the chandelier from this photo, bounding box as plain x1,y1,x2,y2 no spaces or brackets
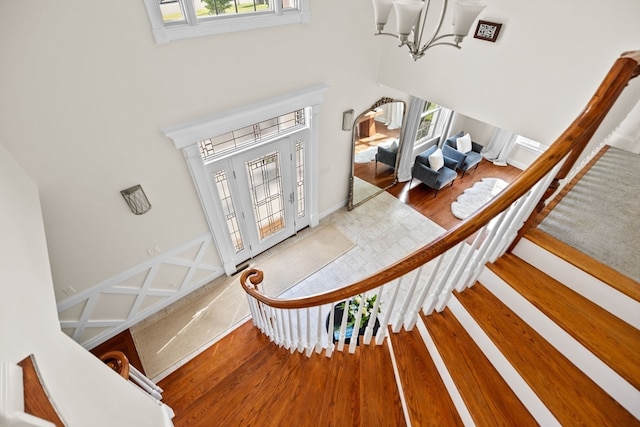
372,0,486,61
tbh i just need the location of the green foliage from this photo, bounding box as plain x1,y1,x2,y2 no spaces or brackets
337,294,381,329
202,0,233,15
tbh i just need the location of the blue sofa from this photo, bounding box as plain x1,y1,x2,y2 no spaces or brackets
412,145,458,197
443,131,483,177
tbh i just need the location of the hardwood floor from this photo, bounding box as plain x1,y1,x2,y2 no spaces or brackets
158,321,405,426
387,159,522,230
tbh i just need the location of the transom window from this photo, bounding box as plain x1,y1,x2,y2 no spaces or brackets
198,109,306,162
144,0,310,44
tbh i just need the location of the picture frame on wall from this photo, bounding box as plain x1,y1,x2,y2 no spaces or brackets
474,20,502,42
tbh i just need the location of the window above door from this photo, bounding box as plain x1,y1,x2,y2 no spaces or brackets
144,0,310,44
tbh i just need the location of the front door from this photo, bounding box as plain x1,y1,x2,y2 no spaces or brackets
206,136,299,267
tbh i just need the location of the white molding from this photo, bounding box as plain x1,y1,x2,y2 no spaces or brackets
162,84,329,149
513,237,640,329
163,85,328,275
143,0,310,45
57,233,224,349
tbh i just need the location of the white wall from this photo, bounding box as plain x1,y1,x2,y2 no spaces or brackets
0,0,638,349
0,1,393,304
0,145,170,426
377,0,640,146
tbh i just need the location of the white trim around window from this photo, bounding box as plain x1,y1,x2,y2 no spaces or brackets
162,84,328,274
143,0,310,44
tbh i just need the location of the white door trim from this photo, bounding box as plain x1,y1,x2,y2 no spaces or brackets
163,85,328,275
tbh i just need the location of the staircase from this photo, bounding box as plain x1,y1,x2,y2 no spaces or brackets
159,231,639,426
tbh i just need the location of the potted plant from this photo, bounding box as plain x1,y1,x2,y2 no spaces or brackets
328,294,381,344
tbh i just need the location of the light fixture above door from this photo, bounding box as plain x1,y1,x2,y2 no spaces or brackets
372,0,486,61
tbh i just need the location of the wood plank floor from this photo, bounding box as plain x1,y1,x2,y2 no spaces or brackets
386,159,522,230
388,326,463,426
421,308,537,426
489,253,640,390
456,283,639,426
159,321,405,426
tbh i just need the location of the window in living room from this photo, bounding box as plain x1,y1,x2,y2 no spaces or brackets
416,102,443,141
144,0,309,44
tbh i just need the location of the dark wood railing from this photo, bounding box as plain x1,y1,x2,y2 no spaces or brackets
241,51,640,312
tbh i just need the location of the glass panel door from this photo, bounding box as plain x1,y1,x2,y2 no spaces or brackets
231,137,295,256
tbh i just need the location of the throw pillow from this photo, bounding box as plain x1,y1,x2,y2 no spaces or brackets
428,148,444,171
456,133,472,154
389,139,399,150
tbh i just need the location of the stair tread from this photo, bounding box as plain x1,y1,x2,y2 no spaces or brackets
457,283,638,426
159,321,272,413
359,341,406,426
388,325,464,426
421,309,538,426
161,320,406,426
526,228,640,301
490,253,640,390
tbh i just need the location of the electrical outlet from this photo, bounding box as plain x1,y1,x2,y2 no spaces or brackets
62,286,76,296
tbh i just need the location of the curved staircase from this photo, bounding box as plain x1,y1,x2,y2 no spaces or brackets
160,231,639,426
160,52,640,426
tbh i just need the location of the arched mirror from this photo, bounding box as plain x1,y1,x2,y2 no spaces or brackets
348,97,406,210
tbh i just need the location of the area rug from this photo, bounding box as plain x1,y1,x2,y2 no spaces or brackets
354,146,377,163
131,224,355,380
538,147,639,282
451,177,507,219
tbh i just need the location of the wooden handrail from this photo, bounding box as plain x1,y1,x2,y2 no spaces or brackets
241,51,640,310
99,350,130,380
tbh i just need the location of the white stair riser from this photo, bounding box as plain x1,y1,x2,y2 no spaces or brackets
513,238,639,329
478,268,640,419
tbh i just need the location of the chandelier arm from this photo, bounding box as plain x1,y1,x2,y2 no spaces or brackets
418,0,449,54
420,41,461,54
417,33,459,55
375,31,402,39
414,0,433,56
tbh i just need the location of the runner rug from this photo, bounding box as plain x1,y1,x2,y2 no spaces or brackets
131,224,355,379
538,147,639,282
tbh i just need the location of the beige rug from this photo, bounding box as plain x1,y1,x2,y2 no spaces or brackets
131,224,355,380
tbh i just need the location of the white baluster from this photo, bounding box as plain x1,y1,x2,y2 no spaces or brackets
392,266,423,333
297,308,304,353
336,300,350,352
259,302,275,342
376,277,403,344
424,244,465,315
461,210,508,290
362,286,384,345
315,305,325,354
326,303,336,357
405,256,443,330
305,308,314,357
438,229,486,310
274,307,285,347
286,309,295,352
455,225,489,292
348,295,366,354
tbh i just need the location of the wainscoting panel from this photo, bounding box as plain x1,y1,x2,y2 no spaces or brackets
57,233,224,349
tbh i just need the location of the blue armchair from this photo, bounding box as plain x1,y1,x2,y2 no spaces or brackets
444,131,483,177
412,145,458,197
375,140,398,172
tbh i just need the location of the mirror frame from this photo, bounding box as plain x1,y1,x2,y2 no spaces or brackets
348,97,406,210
